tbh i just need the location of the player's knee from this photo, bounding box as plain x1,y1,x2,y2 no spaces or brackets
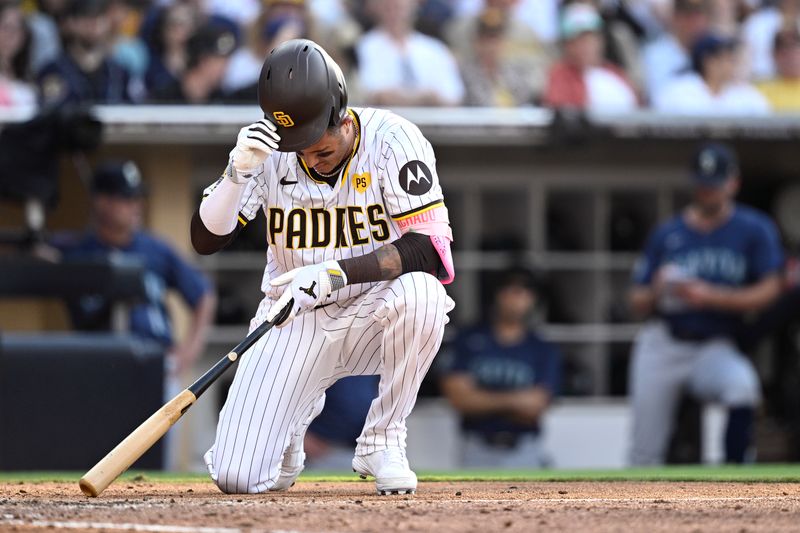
398,271,448,316
721,364,760,407
206,450,243,494
211,461,279,494
212,471,273,494
212,476,246,494
211,465,251,494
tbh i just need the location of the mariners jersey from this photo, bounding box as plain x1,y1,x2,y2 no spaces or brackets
632,204,784,338
439,326,561,437
203,107,452,305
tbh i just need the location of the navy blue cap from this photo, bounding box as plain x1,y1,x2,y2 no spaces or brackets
261,15,306,42
496,267,539,293
66,0,111,18
187,24,236,70
691,33,738,73
691,142,738,187
91,160,147,198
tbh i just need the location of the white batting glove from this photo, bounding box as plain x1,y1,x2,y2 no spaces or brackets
265,261,348,327
228,120,280,182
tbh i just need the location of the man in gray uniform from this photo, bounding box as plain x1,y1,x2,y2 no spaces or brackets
628,142,784,465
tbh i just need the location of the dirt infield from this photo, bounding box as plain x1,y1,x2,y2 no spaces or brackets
1,480,799,532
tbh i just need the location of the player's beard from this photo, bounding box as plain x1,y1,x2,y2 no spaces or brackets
693,198,727,219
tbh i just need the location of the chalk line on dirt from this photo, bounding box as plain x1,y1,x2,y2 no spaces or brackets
0,518,329,533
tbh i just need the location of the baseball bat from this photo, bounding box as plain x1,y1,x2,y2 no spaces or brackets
78,302,292,497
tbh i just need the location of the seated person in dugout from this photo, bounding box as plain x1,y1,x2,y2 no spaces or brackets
439,269,562,468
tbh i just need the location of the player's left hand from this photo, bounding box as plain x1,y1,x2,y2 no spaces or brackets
265,261,348,327
675,280,718,309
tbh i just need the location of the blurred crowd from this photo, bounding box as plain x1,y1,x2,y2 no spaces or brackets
2,0,800,112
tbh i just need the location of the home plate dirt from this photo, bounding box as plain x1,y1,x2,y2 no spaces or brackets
1,481,799,532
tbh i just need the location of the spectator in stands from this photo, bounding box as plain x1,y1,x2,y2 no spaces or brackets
459,7,542,106
624,0,673,39
143,2,198,97
446,0,555,105
0,2,36,108
149,23,235,104
564,0,646,95
206,0,260,28
36,0,140,107
56,160,216,377
356,0,464,106
654,33,770,116
641,0,712,102
439,269,561,468
543,3,638,113
107,0,148,79
308,0,351,28
709,0,758,37
446,0,553,71
757,26,800,112
303,376,380,470
27,0,68,74
222,0,313,99
415,0,455,40
743,0,800,80
452,0,560,44
139,0,240,54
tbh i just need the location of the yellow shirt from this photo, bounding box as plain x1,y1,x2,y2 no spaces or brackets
756,79,800,112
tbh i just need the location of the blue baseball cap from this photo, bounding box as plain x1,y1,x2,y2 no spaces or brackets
691,33,738,73
92,160,147,198
690,142,739,187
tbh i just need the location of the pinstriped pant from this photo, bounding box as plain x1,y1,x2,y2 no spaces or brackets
204,272,454,494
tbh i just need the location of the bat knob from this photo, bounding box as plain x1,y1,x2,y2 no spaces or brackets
79,477,99,497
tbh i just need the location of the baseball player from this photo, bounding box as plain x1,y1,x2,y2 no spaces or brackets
628,142,784,465
191,39,455,494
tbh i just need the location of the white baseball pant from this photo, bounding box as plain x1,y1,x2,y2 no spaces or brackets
204,272,454,493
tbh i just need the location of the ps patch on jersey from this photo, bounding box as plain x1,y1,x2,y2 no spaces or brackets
353,172,371,193
398,160,433,196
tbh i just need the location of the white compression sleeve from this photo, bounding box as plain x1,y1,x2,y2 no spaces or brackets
198,177,247,236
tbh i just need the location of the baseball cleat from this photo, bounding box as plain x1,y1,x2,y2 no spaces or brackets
378,488,415,496
352,448,417,495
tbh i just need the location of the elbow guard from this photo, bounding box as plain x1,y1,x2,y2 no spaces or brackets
429,234,454,285
393,231,455,284
394,202,455,284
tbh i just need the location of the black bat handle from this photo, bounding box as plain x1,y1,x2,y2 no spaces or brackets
187,299,293,399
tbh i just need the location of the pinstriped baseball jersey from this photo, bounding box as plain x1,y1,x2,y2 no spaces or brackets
203,106,456,494
202,107,451,307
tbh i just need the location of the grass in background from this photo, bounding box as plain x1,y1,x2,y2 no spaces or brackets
415,464,800,482
3,465,800,484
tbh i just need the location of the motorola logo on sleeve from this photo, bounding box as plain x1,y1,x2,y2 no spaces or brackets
398,160,433,196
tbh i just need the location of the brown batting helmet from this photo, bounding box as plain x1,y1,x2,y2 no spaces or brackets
257,39,348,152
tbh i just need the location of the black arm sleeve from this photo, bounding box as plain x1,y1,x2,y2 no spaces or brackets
392,231,441,273
190,208,241,255
339,232,441,284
